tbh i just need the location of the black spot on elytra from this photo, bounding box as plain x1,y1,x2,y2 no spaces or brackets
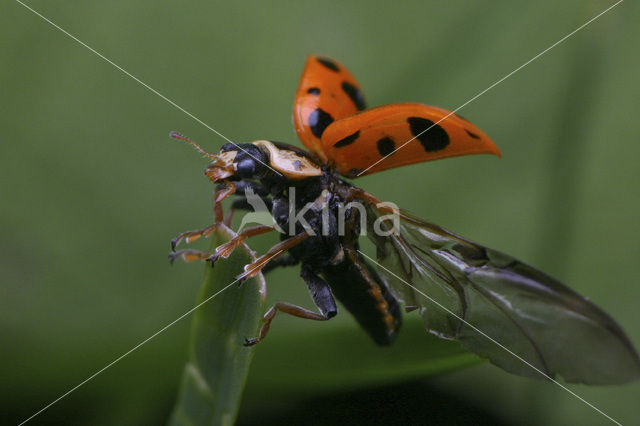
334,130,360,148
317,57,340,72
307,87,320,95
407,117,449,152
377,137,395,156
341,81,366,110
465,129,480,139
308,108,334,138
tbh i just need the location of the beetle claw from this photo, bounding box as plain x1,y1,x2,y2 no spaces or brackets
244,337,258,347
206,254,219,266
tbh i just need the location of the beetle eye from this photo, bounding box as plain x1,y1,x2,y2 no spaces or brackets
220,143,237,152
236,158,256,178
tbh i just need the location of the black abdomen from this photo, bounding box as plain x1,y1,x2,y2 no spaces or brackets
321,250,402,346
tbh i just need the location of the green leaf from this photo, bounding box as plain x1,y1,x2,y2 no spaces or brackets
169,224,266,426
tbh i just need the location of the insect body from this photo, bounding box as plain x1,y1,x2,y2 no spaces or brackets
171,56,640,384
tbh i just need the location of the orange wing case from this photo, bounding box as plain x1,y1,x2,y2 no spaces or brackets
293,55,367,162
321,103,500,177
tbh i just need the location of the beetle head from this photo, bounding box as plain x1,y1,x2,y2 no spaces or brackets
170,132,270,183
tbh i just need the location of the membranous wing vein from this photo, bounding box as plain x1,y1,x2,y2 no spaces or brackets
365,205,640,384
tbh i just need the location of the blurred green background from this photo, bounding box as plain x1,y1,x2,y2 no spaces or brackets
2,1,639,424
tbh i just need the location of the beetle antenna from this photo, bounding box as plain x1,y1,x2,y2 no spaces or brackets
170,131,217,159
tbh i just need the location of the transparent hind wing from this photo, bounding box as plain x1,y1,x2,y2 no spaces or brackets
365,206,640,384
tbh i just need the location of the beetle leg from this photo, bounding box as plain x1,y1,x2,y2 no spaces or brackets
171,224,218,251
260,254,299,274
171,181,237,249
208,225,277,265
236,232,309,281
168,249,211,264
214,181,236,223
301,265,338,319
223,208,235,227
244,301,332,346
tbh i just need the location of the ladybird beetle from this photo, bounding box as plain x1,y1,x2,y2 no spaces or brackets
170,56,639,384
